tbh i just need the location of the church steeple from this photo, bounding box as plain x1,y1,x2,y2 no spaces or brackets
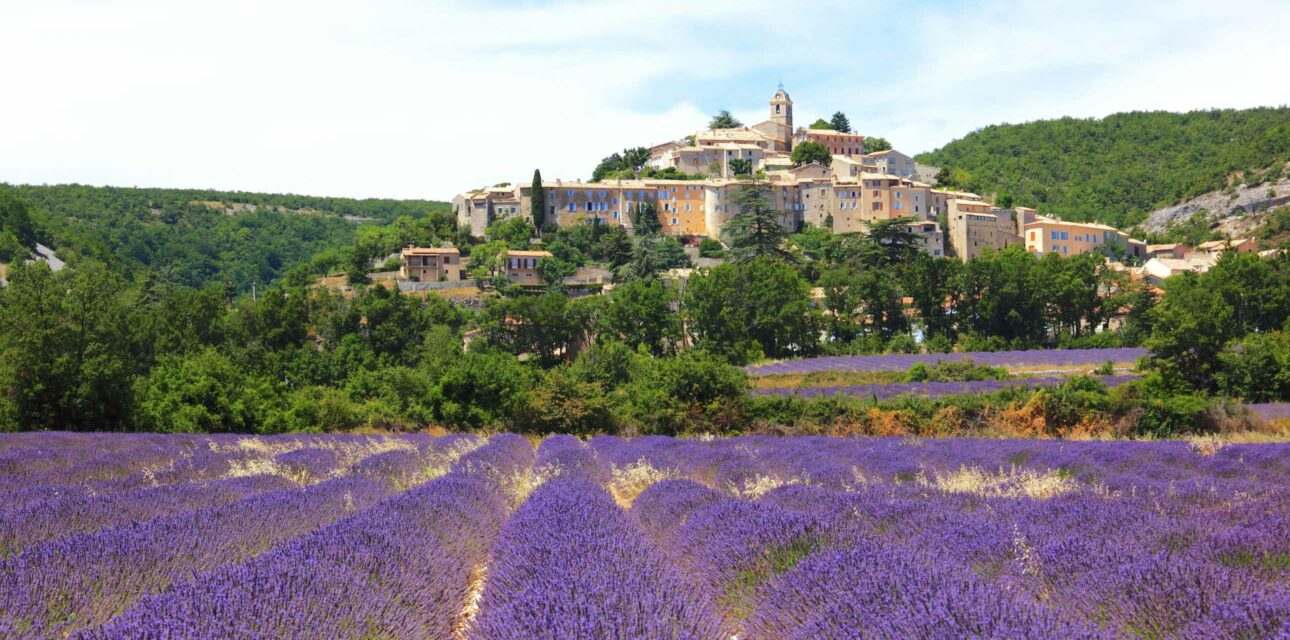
770,85,793,130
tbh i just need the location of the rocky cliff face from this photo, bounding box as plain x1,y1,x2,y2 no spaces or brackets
1139,163,1290,237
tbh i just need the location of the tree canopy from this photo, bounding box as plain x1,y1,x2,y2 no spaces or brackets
720,177,792,262
916,108,1290,228
708,110,743,129
864,137,892,153
829,112,852,133
791,141,832,167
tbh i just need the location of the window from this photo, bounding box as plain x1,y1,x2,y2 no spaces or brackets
612,211,618,219
1051,231,1059,240
1060,231,1068,240
567,203,576,212
671,218,678,225
1062,246,1068,254
567,190,573,197
586,202,593,211
894,202,903,210
685,204,692,212
612,198,618,205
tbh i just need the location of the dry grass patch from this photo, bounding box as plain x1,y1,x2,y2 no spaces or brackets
919,465,1078,499
608,459,678,507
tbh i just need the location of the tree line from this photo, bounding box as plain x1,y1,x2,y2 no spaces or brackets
5,180,1290,436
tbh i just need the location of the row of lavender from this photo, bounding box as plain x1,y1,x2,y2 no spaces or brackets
745,347,1149,375
2,433,1287,638
0,432,493,638
752,374,1140,400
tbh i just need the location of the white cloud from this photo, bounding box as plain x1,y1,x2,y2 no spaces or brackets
0,0,1286,200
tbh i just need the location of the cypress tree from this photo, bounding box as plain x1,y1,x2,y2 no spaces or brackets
530,169,545,227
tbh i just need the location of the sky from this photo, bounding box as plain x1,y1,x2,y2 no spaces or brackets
2,0,1289,201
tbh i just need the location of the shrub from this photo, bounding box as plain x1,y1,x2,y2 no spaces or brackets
1136,394,1212,438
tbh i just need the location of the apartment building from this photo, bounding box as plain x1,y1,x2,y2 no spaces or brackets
399,247,466,282
1024,216,1146,260
505,250,552,286
656,181,710,235
862,149,917,178
541,181,650,229
650,144,767,178
947,199,1023,261
914,162,941,185
906,221,945,258
453,186,527,238
795,129,865,157
929,189,983,218
702,179,801,239
832,175,934,234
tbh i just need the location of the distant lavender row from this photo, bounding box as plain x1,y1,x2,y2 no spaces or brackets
1246,403,1290,420
746,347,1148,375
752,374,1140,400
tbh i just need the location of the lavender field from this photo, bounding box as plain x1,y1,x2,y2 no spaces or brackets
752,374,1141,400
2,432,1288,639
746,347,1149,375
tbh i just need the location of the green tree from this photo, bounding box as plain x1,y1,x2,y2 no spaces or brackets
486,216,534,249
864,137,892,153
698,237,724,258
790,140,832,167
1145,272,1237,390
479,293,582,367
467,240,509,285
903,255,961,340
616,236,691,281
842,217,921,269
516,367,615,435
598,280,680,356
434,351,533,429
708,110,743,129
625,349,748,435
808,118,832,130
729,158,753,176
0,188,36,250
0,262,140,431
631,201,663,236
134,347,283,433
829,111,852,133
956,246,1046,345
1217,332,1290,401
685,257,817,363
536,254,576,289
721,177,792,262
530,169,546,225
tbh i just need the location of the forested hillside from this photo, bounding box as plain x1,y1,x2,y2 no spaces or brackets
1,184,452,291
917,108,1290,228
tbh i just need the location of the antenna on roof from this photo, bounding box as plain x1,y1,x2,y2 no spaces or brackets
777,79,784,91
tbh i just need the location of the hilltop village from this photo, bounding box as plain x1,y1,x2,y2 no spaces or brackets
404,86,1257,289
